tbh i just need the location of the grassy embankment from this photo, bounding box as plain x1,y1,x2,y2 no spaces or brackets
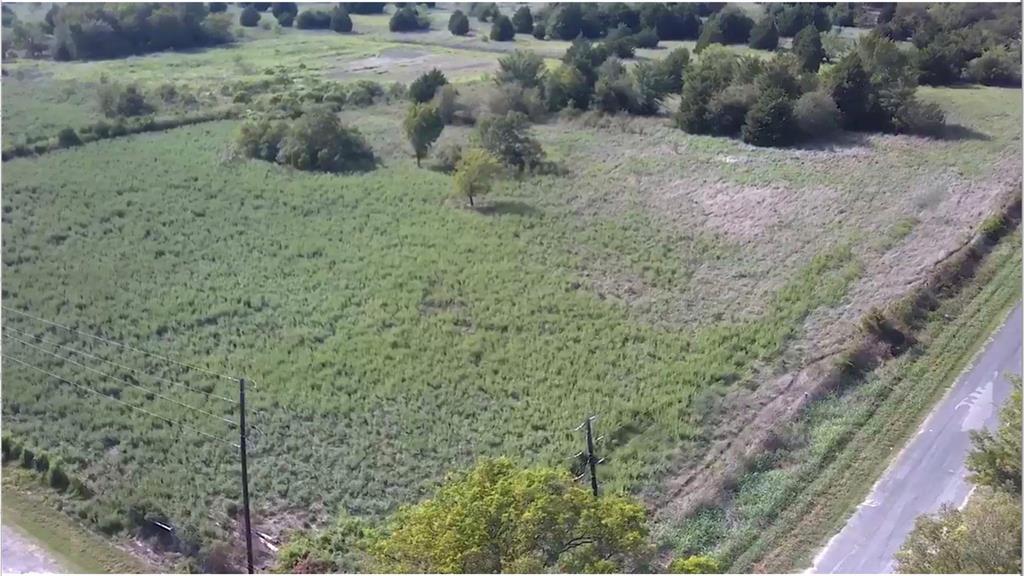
2,467,156,573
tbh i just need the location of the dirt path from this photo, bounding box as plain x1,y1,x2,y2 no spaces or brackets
1,524,69,574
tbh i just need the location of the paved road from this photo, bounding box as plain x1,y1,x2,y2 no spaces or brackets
1,524,68,574
811,303,1022,574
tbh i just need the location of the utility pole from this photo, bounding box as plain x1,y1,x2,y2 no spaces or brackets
574,415,604,497
239,378,255,574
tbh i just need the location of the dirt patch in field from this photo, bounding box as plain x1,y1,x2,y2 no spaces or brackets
328,47,496,83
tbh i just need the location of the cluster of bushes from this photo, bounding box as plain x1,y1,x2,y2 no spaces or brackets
294,6,352,33
236,108,376,173
874,3,1022,86
1,108,238,161
97,81,155,118
676,32,946,148
1,436,88,497
487,42,689,118
46,3,232,61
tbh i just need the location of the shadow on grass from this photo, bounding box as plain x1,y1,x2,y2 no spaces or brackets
787,131,874,151
940,123,991,141
473,200,540,217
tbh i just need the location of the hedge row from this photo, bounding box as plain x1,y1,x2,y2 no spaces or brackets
2,108,238,161
1,435,91,497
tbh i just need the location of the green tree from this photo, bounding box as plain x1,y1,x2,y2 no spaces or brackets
895,488,1021,574
330,7,352,33
490,14,514,41
544,63,590,110
794,91,841,138
549,3,583,40
475,112,544,172
512,6,533,34
495,50,545,88
694,16,724,53
793,25,825,72
240,5,261,27
451,148,502,207
372,458,649,571
408,68,448,103
403,103,444,167
967,378,1022,493
741,90,798,147
676,46,740,133
448,9,469,36
656,46,691,94
748,16,779,50
275,109,376,173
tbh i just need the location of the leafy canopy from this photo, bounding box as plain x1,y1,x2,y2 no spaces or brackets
372,458,650,572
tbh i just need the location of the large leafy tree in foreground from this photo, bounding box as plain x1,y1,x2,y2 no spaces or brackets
372,458,650,573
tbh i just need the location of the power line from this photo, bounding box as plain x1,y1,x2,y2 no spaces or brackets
2,354,239,448
2,306,241,384
3,325,239,405
4,333,238,428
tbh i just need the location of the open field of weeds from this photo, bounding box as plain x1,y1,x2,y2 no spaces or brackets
1,5,1020,557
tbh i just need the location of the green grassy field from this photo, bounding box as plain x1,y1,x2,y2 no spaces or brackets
2,7,1021,558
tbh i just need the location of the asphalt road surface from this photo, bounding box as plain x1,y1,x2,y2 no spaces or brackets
1,524,68,574
811,303,1023,574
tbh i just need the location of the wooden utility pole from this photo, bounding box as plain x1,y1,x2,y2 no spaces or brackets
239,378,255,574
575,416,603,497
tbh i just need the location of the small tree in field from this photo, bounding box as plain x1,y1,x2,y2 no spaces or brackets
330,7,352,33
403,103,444,166
793,25,825,72
490,15,514,41
452,148,501,207
448,9,469,36
240,5,261,27
512,6,533,34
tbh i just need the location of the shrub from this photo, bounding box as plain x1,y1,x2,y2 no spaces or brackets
531,22,546,40
97,515,124,535
630,60,667,115
695,16,724,53
49,461,70,492
676,46,740,133
716,7,755,44
793,91,841,138
409,69,448,103
593,58,637,114
549,3,582,40
236,116,288,161
544,64,590,111
276,10,294,27
893,97,945,137
57,127,82,148
276,109,376,173
472,3,499,23
979,214,1008,242
496,50,546,89
830,3,856,27
240,6,261,27
668,555,723,574
296,10,331,29
604,35,636,59
209,3,228,13
272,3,298,19
772,3,831,37
632,28,659,49
640,4,701,41
707,83,758,136
657,47,691,94
20,447,35,469
967,47,1021,87
793,25,825,73
748,17,779,50
98,83,154,118
448,10,469,36
488,85,545,122
348,80,383,106
741,90,799,147
562,38,610,86
453,148,502,207
475,112,544,171
403,103,444,166
512,6,533,34
433,84,459,124
433,142,462,172
390,7,429,32
330,7,352,33
490,15,514,41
